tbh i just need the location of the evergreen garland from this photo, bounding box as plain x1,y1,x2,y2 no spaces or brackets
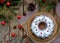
0,0,21,23
38,0,56,12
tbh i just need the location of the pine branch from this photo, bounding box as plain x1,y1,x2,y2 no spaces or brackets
0,14,8,22
8,7,17,16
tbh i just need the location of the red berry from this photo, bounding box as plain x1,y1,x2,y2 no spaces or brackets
11,32,15,37
17,15,22,19
18,24,23,30
0,0,4,3
1,21,6,25
6,2,11,6
43,0,46,3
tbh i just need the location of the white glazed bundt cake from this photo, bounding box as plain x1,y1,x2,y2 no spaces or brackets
31,15,54,38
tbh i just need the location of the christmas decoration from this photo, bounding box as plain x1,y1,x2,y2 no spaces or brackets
43,0,46,3
0,0,4,10
10,0,21,6
1,21,6,25
0,0,4,4
0,0,21,42
38,0,56,12
11,32,16,37
18,24,23,30
0,6,3,11
17,15,22,19
6,2,11,6
27,3,36,11
46,2,56,12
0,0,21,23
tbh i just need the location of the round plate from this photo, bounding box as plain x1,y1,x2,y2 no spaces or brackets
27,12,57,42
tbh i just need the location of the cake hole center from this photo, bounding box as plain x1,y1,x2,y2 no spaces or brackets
38,22,47,30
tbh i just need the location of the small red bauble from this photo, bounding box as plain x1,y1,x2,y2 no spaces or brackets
17,15,22,19
6,2,11,6
43,0,46,3
0,0,4,3
18,24,23,30
11,32,16,37
1,21,6,25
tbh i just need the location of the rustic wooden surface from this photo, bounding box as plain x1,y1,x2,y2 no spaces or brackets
0,0,60,43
